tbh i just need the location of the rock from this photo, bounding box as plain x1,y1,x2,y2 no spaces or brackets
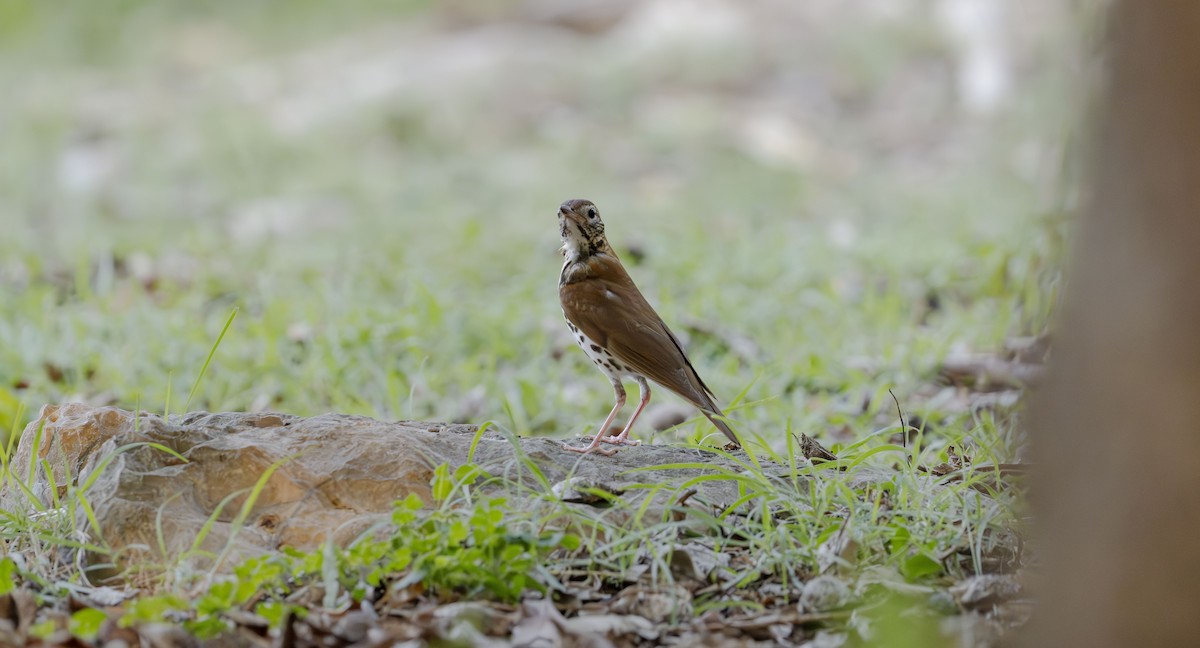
0,404,747,570
5,404,476,570
2,404,1004,576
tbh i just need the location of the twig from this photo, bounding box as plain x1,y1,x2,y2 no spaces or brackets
888,388,908,452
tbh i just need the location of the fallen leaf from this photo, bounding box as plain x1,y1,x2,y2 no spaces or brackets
799,433,838,462
949,574,1022,610
561,613,657,641
511,599,564,648
609,585,692,623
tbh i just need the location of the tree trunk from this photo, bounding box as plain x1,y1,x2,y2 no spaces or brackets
1028,3,1200,646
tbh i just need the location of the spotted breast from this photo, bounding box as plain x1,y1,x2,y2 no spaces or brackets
565,319,636,381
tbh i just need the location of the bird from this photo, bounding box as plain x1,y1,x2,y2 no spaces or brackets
556,198,741,455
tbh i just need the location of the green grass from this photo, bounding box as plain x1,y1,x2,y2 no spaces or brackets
0,0,1081,643
0,440,1022,641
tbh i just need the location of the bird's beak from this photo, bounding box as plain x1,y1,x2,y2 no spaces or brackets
559,206,585,227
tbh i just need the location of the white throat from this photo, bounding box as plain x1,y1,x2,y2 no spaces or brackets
559,220,587,264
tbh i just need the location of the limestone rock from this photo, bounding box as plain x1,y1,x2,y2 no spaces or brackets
4,404,472,569
2,404,1003,576
0,404,782,570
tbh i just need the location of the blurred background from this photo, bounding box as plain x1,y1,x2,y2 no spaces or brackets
0,0,1087,448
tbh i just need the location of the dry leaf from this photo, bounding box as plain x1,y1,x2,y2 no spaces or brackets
800,433,838,462
610,585,693,623
511,599,564,648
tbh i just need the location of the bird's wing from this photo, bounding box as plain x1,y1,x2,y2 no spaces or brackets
559,256,721,413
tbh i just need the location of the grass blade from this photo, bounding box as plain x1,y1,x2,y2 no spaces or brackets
184,307,239,414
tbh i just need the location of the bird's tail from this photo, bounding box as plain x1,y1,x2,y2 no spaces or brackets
702,409,741,448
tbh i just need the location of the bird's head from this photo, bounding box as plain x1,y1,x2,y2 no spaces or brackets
558,199,611,261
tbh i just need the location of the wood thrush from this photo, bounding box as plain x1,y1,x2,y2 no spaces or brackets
557,199,741,455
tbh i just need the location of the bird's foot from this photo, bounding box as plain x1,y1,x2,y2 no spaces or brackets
562,441,618,456
599,435,640,446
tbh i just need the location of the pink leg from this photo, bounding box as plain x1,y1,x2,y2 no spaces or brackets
565,382,626,455
602,377,649,446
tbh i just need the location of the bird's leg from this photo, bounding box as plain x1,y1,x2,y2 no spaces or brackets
565,381,626,455
602,377,649,446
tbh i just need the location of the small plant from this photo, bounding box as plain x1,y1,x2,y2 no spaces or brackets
287,463,580,603
114,462,579,638
0,555,17,595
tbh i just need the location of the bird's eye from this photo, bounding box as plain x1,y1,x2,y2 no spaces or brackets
587,208,597,220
